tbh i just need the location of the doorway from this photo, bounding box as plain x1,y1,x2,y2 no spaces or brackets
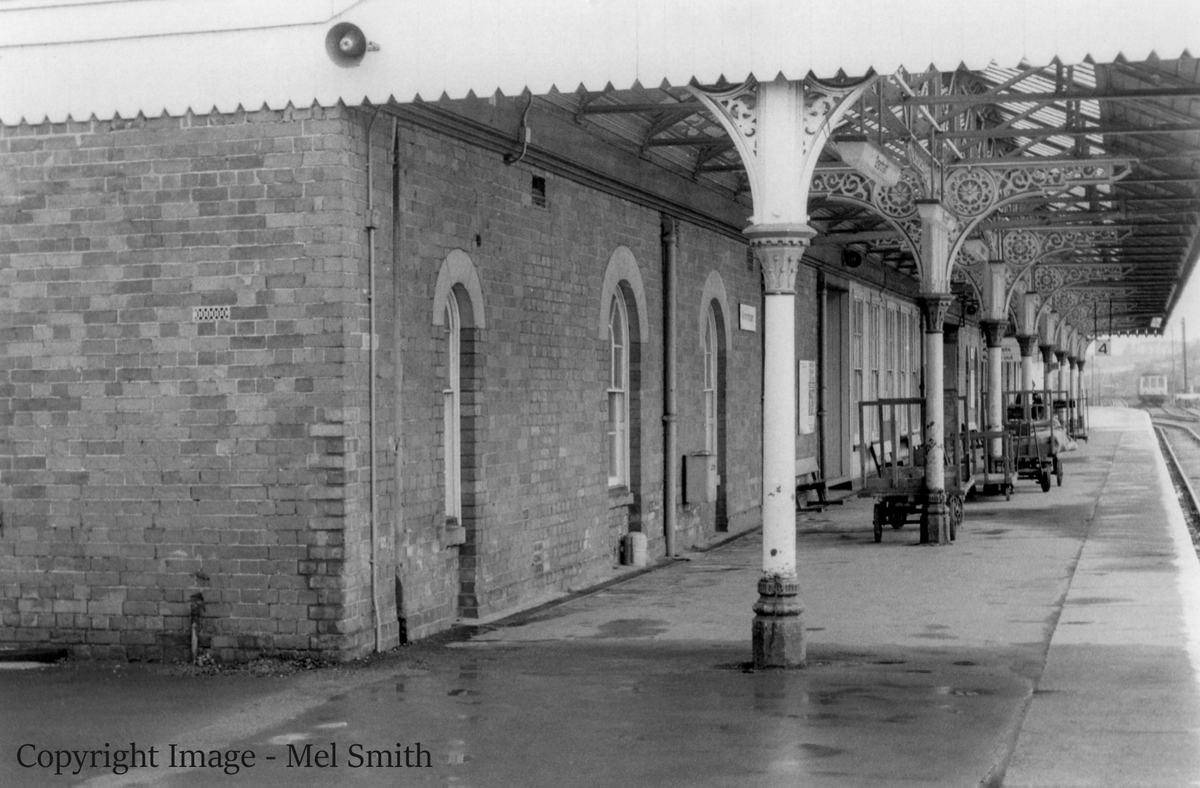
704,302,729,531
823,287,851,482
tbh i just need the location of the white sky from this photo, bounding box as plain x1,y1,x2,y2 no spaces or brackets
1173,264,1200,333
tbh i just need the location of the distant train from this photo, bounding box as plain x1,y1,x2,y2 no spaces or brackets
1138,374,1169,406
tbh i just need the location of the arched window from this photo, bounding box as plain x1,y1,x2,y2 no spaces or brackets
433,250,485,529
599,247,646,499
607,295,629,487
703,306,718,454
443,294,461,522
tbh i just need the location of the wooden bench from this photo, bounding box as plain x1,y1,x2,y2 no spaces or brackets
795,456,841,512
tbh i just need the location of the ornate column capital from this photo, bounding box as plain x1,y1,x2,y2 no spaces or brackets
983,259,1009,317
745,223,816,294
1054,350,1068,365
979,319,1008,349
1068,356,1079,369
916,201,957,292
917,199,956,231
916,292,956,333
1077,359,1087,373
1016,334,1038,358
1039,344,1057,366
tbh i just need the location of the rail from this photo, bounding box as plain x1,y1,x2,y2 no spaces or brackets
1152,418,1200,529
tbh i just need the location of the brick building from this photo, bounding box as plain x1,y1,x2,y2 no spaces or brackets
1,3,1195,664
0,99,778,659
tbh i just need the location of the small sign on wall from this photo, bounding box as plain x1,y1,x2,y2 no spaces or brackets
739,304,757,332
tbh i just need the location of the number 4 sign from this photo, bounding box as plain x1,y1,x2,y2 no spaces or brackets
1095,339,1111,356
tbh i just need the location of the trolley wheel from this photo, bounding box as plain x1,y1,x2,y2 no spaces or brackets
873,503,884,543
948,494,964,541
888,501,907,529
1039,469,1051,493
1054,458,1064,487
1005,482,1013,501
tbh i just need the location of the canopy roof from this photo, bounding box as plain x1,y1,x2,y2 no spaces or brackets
1,0,1194,124
1,0,1198,335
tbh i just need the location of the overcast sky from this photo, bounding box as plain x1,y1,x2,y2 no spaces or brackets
1176,266,1200,332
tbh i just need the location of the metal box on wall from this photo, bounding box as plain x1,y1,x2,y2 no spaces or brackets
684,452,717,504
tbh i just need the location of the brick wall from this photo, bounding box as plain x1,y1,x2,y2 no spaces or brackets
673,228,764,543
388,119,763,638
0,106,397,661
0,101,767,658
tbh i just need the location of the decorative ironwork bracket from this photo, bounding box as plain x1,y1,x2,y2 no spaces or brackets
1036,283,1140,335
689,75,876,226
810,158,1133,289
1031,264,1136,294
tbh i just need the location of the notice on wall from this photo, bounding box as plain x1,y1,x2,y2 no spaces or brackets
797,359,816,435
739,304,756,332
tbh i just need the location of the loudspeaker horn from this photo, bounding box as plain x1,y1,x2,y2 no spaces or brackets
326,22,370,68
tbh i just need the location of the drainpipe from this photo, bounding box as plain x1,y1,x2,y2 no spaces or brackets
365,106,383,652
662,215,678,558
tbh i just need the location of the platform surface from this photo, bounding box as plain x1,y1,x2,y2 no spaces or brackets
1,407,1197,787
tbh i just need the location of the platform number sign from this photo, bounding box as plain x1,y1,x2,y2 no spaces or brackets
1095,339,1111,356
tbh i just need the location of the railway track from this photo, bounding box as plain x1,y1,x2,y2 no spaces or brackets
1146,403,1200,423
1152,416,1200,541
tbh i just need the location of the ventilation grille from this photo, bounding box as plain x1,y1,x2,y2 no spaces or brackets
193,306,231,321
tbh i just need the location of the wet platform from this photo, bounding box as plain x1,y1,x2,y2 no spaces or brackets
1,407,1198,787
460,406,1200,786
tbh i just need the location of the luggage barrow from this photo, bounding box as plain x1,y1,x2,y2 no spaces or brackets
858,398,971,543
1010,419,1058,492
1003,390,1064,492
973,428,1015,500
862,455,971,543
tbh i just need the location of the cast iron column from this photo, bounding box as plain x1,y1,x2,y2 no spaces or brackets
747,224,812,668
1054,350,1068,399
1076,358,1087,429
980,319,1007,458
689,74,877,668
1067,356,1078,430
1017,334,1038,394
1039,344,1055,395
916,292,956,545
913,200,956,546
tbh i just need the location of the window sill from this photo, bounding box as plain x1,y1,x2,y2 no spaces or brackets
608,487,634,509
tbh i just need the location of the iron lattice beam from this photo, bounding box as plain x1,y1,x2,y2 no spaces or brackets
900,85,1200,108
